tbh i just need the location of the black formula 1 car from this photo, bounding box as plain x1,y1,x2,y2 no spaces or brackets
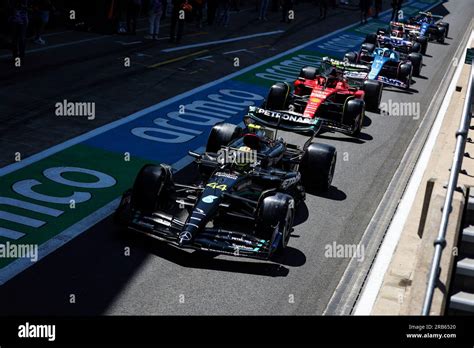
114,120,337,260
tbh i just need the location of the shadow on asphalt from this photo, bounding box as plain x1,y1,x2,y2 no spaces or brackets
363,115,373,126
317,185,347,202
137,234,303,276
317,132,373,143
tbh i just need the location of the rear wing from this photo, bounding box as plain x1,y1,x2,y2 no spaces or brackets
419,11,443,19
322,57,370,87
245,106,320,134
390,21,420,32
322,57,370,72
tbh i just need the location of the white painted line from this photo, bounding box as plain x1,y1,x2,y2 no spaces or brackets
161,30,285,53
0,2,417,284
194,55,215,62
223,49,251,55
0,14,366,177
0,145,205,286
0,23,173,58
0,35,111,59
353,30,474,315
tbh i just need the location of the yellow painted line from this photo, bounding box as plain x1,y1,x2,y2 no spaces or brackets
148,49,209,68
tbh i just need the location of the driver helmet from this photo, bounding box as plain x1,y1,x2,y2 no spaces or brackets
242,133,261,150
235,146,253,171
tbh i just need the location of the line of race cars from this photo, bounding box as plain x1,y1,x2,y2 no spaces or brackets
114,12,450,261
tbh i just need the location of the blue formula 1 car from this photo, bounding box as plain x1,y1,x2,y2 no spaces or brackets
364,23,426,55
403,11,449,45
344,47,415,89
353,31,424,77
385,21,429,54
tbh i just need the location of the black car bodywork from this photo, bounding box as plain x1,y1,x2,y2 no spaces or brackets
115,120,337,260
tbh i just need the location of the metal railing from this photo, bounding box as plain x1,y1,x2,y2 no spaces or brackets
422,58,474,315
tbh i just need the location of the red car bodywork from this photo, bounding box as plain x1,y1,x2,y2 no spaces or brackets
293,76,365,119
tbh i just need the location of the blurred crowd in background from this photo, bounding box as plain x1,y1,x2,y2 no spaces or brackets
0,0,396,60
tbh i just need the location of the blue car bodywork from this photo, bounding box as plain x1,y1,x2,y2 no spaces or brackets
356,47,411,89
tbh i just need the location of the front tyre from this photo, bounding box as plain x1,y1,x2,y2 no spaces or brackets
344,52,358,63
206,122,242,153
299,143,337,194
398,63,412,89
408,52,423,77
438,22,449,37
131,164,176,214
257,193,295,256
299,66,318,80
265,82,290,110
343,98,365,135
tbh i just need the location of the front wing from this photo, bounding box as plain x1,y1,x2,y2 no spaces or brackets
122,208,278,260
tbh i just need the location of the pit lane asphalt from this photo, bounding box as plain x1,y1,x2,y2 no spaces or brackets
0,0,472,315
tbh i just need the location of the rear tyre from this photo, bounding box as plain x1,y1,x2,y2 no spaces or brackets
362,80,383,111
299,143,337,193
131,164,175,214
410,42,421,53
416,36,428,55
408,52,423,77
265,82,290,110
206,122,242,153
299,66,318,80
257,193,295,256
436,26,446,43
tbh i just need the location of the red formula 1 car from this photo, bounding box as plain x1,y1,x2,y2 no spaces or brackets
255,58,383,136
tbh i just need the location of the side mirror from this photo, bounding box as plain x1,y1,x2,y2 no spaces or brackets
188,151,202,159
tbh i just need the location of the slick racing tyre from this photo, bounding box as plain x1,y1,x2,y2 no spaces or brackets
416,36,428,55
206,122,242,153
361,42,376,54
299,143,337,193
362,80,383,112
436,26,446,43
299,66,318,80
257,193,295,256
344,52,358,63
410,42,421,53
131,164,176,214
365,33,378,45
343,98,365,135
398,62,413,89
265,82,290,110
408,52,423,77
438,22,449,37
